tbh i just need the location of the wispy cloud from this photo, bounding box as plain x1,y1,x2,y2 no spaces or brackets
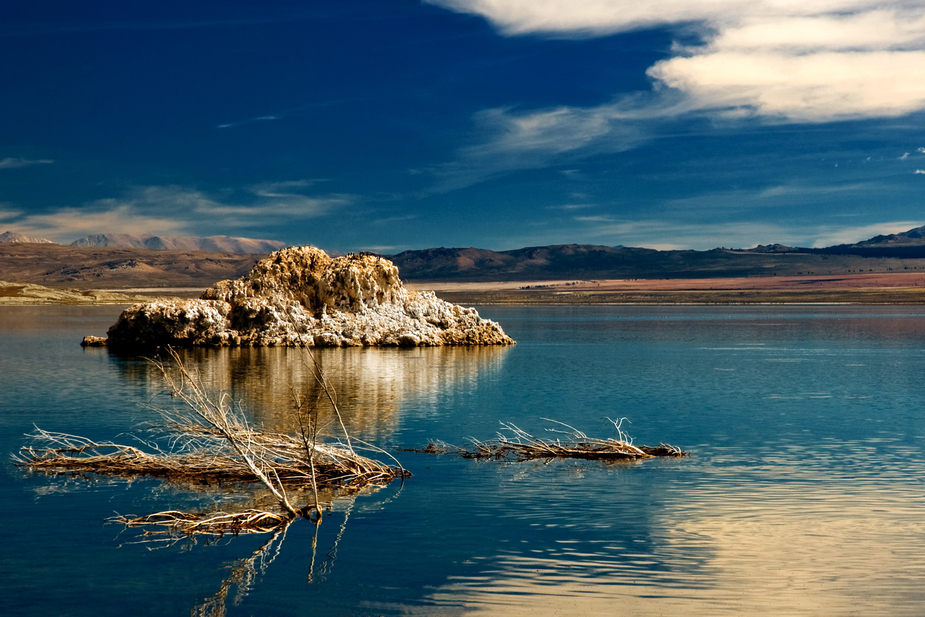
0,204,188,242
915,169,925,174
545,203,595,211
357,244,407,253
0,182,353,242
371,214,418,226
0,157,53,169
549,217,923,251
809,221,923,247
216,115,282,129
430,95,673,190
215,97,370,129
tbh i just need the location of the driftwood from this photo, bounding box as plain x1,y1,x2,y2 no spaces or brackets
404,419,687,461
17,427,403,490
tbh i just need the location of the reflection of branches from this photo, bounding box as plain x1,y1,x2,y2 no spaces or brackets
320,495,352,581
192,518,293,617
193,492,382,614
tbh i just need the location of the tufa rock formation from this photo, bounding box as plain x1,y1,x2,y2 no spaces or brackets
100,246,514,349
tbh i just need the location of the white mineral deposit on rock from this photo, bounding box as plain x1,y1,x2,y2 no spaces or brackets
100,246,515,348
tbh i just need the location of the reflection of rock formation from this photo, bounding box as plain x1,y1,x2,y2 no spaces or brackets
116,345,510,440
104,246,514,348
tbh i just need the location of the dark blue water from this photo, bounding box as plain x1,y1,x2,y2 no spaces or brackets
3,305,925,615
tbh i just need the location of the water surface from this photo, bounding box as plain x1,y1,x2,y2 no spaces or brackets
3,305,925,615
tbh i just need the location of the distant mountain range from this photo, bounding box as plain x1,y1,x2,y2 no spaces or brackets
389,225,925,281
3,225,925,288
68,233,287,254
0,231,287,254
0,231,54,244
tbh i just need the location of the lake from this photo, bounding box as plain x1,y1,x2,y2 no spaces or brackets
3,304,925,616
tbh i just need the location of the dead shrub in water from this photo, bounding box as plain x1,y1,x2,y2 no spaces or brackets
15,348,408,537
406,418,686,461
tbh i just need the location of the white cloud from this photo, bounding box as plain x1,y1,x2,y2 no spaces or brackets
915,169,925,174
0,157,53,169
431,2,925,123
427,1,924,38
900,152,911,160
711,11,925,52
649,50,925,122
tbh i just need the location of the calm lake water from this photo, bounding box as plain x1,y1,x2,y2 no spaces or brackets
3,304,925,616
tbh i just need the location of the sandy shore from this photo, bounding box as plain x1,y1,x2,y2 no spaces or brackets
408,272,925,293
0,281,170,305
6,271,925,306
412,272,925,304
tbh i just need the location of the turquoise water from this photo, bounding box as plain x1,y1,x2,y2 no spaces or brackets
3,305,925,615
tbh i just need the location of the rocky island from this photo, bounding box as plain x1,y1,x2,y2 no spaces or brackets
89,246,514,349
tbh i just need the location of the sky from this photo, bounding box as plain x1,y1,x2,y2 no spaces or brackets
1,0,925,252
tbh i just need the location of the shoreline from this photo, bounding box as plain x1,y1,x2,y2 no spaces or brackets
412,272,925,305
5,272,925,306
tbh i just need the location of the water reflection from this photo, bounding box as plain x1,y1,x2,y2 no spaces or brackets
423,440,925,616
112,345,510,440
190,486,404,617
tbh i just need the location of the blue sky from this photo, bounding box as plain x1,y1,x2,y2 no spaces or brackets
1,0,925,252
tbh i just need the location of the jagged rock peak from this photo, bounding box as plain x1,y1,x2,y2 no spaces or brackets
102,246,515,349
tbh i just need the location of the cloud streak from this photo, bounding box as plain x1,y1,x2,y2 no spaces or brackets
0,183,353,243
0,157,53,169
565,216,923,251
431,95,674,190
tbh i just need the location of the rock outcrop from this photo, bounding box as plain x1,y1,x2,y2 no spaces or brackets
102,246,514,349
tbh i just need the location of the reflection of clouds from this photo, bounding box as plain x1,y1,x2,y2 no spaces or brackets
115,346,510,441
426,441,925,616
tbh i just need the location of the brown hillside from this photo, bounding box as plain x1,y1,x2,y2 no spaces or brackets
0,243,263,290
